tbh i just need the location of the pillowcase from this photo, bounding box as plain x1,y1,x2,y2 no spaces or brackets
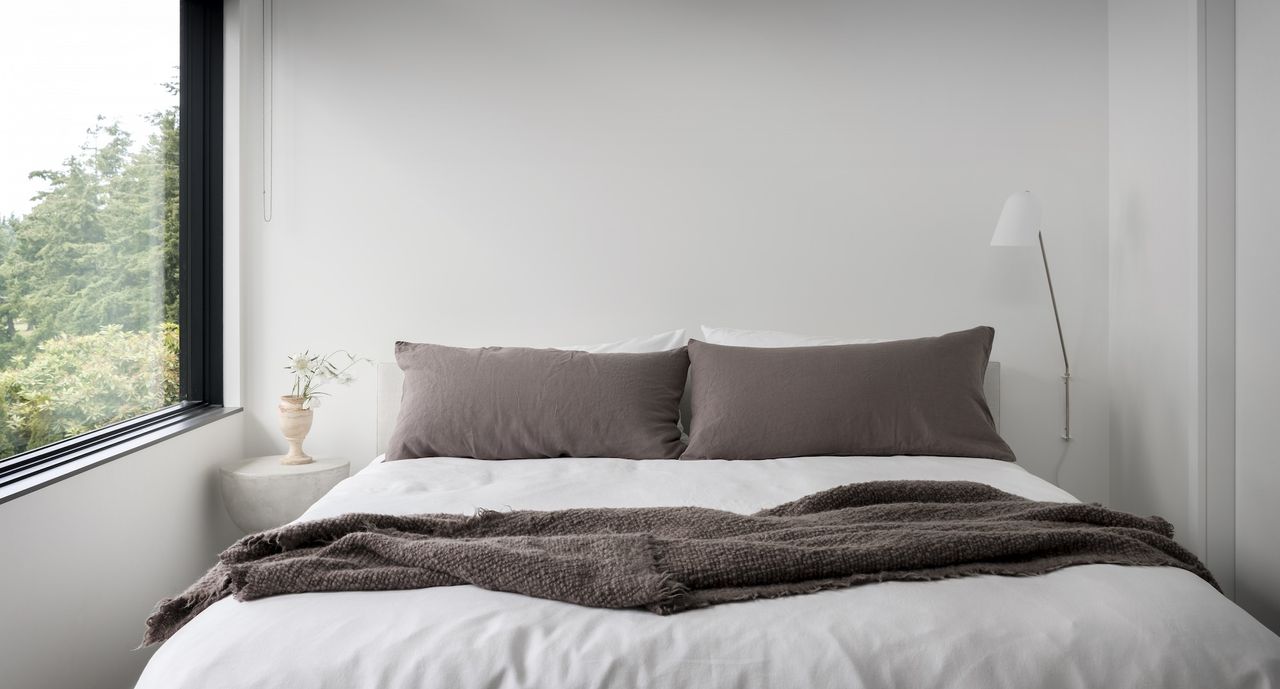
700,325,882,348
681,326,1013,462
562,329,687,353
386,342,689,461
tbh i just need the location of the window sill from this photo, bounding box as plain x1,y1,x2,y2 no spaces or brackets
0,405,242,506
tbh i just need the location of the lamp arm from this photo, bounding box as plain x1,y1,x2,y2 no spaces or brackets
1038,231,1071,440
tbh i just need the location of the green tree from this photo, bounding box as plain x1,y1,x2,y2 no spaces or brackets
0,215,19,356
0,83,180,458
2,118,173,345
156,80,181,325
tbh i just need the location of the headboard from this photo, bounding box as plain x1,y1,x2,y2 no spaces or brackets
375,361,1003,456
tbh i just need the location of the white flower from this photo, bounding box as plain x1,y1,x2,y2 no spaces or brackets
338,372,355,385
292,355,311,372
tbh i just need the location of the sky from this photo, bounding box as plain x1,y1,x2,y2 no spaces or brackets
0,0,178,219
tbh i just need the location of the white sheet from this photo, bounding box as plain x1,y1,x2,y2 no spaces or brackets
137,456,1280,689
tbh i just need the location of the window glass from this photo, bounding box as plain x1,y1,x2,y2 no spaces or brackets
0,1,180,458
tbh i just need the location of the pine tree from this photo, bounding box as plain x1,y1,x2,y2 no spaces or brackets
0,84,181,457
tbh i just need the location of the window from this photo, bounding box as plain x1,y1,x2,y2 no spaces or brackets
0,0,223,489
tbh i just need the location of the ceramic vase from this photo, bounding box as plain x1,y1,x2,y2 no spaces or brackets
277,395,314,465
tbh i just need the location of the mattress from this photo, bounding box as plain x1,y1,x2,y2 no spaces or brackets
136,456,1280,689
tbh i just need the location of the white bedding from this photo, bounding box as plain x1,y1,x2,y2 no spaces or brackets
137,456,1280,689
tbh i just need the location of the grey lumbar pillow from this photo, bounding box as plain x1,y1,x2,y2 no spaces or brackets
681,326,1014,461
386,342,689,461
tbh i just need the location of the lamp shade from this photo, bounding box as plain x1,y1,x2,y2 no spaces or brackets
990,191,1041,246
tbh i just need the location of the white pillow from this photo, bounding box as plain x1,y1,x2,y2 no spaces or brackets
563,329,687,353
699,325,882,348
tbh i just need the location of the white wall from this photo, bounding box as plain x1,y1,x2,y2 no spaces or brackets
1235,0,1280,632
0,415,244,689
1106,0,1204,552
238,0,1111,501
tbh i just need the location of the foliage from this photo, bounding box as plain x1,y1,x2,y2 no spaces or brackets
1,114,179,347
0,325,178,456
0,84,180,458
285,350,369,408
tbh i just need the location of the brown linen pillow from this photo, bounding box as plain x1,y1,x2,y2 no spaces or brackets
386,342,689,461
681,326,1014,461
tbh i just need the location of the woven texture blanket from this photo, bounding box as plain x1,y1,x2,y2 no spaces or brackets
143,480,1215,646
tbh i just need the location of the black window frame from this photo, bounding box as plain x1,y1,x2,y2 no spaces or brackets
179,0,224,404
0,0,228,498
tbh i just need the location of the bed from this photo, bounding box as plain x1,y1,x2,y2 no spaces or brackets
135,346,1280,689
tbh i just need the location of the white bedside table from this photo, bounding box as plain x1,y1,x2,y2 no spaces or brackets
219,456,350,533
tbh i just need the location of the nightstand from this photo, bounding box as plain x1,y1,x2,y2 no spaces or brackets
219,456,350,533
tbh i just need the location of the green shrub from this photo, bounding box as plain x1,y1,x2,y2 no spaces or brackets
0,324,178,456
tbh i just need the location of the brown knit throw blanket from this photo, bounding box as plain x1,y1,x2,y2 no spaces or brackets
143,480,1215,646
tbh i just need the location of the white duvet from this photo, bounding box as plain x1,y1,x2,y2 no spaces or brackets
137,456,1280,689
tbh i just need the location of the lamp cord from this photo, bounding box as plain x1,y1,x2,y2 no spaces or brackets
1038,231,1071,440
262,0,273,222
